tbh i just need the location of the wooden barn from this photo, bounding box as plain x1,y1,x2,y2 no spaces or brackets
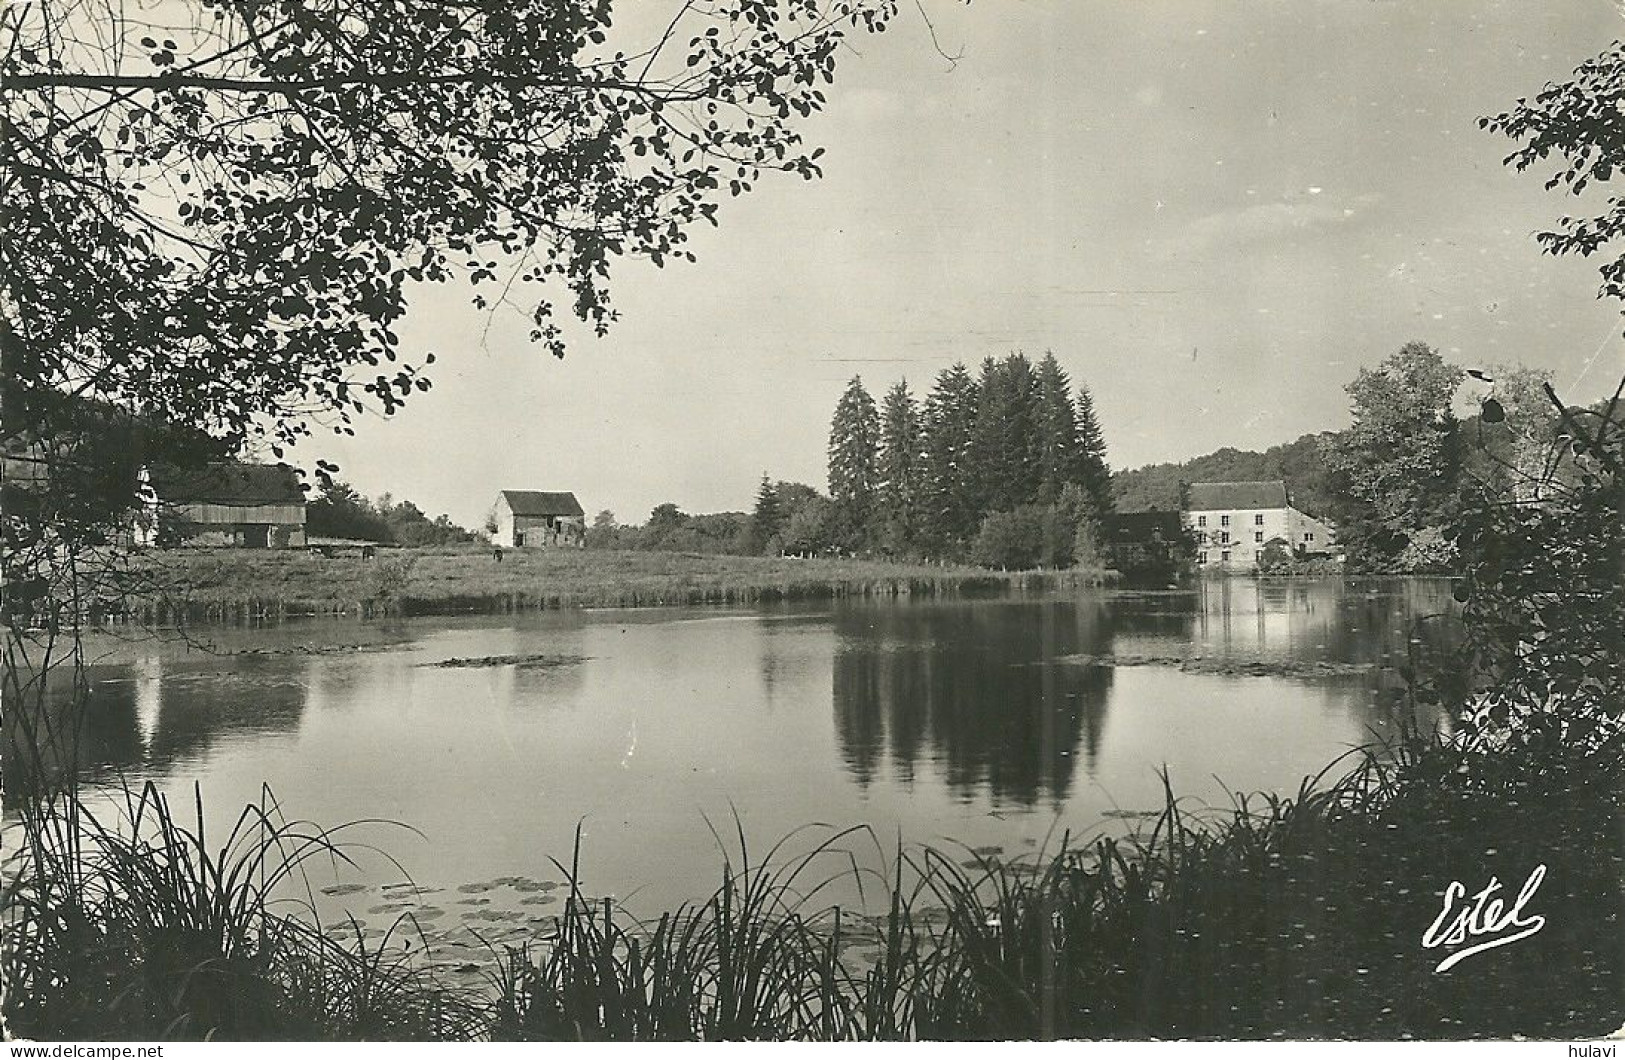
149,463,308,548
494,490,585,548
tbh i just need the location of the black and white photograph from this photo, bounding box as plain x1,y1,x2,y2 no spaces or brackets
2,0,1622,1045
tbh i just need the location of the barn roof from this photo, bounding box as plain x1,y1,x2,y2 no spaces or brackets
152,463,306,506
501,490,584,517
1186,480,1290,511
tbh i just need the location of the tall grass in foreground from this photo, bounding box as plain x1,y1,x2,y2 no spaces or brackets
7,716,1619,1041
1,781,480,1040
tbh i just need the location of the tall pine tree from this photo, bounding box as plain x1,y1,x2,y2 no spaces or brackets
876,380,923,555
1075,383,1113,520
971,354,1042,514
920,363,981,551
827,375,880,549
1035,352,1084,506
749,473,784,554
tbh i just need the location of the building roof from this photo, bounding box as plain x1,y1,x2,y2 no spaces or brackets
152,463,306,506
1186,480,1290,511
500,490,584,517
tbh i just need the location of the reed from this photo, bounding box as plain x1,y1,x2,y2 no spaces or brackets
1,780,480,1040
104,547,1115,626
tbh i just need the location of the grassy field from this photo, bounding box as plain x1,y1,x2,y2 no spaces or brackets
108,547,1112,624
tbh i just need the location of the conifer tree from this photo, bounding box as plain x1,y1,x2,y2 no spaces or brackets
827,376,881,549
750,473,784,554
971,354,1042,514
920,363,981,550
877,380,923,554
1075,384,1114,519
1035,352,1084,506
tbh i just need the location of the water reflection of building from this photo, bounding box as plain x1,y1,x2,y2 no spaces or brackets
1183,578,1463,670
830,601,1117,808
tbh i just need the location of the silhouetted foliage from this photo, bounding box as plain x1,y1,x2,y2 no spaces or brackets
1481,40,1625,304
4,0,900,475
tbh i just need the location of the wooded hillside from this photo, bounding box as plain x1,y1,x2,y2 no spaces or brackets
1111,431,1343,518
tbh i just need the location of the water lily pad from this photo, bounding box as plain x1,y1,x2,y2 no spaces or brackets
509,878,558,893
320,883,369,896
367,902,414,915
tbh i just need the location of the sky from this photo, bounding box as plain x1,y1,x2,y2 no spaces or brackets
303,0,1625,529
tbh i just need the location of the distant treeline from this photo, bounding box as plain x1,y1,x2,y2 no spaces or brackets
1112,431,1342,519
583,504,754,555
307,480,476,546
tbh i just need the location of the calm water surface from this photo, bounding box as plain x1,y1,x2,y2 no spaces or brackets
15,578,1457,959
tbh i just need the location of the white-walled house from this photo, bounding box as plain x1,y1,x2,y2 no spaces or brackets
494,490,585,548
1183,480,1336,572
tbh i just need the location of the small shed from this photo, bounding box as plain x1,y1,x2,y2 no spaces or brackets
495,490,585,548
150,463,308,548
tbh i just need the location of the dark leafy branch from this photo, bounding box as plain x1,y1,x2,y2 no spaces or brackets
2,0,900,479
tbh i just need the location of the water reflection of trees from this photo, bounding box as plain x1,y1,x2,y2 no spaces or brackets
146,659,307,763
3,657,310,805
831,601,1118,808
3,668,143,806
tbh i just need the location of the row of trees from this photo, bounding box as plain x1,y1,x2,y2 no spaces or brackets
800,352,1113,565
581,484,856,559
308,481,475,547
583,504,753,555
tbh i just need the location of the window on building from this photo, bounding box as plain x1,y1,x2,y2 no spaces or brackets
1220,550,1231,562
1254,514,1265,526
1254,531,1264,543
1255,550,1263,562
1197,515,1207,527
1218,531,1229,544
1197,552,1208,565
1220,515,1230,527
1303,532,1314,542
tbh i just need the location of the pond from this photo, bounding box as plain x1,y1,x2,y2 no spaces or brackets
8,578,1458,975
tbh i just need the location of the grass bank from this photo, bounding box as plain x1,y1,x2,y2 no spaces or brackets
102,547,1113,625
5,717,1619,1041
